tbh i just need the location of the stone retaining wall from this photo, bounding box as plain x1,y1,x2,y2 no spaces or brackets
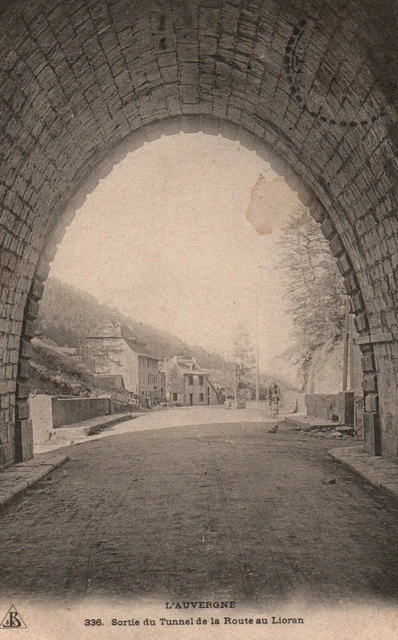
305,392,355,426
29,394,114,446
51,396,113,429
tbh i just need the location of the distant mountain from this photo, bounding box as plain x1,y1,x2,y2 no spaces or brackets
36,277,225,370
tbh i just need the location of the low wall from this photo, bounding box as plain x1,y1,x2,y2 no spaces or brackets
305,394,340,421
29,395,55,447
305,391,355,425
246,391,304,414
354,394,364,437
51,396,113,428
245,401,265,411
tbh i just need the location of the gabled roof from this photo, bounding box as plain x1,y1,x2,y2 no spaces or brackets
182,371,209,376
121,325,154,357
126,341,152,356
178,362,194,370
86,321,156,358
120,324,141,343
162,356,212,376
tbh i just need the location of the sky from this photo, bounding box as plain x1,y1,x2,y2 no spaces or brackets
50,132,304,382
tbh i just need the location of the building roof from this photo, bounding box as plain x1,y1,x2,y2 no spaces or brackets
182,371,209,376
161,356,214,380
178,362,195,370
85,321,156,358
126,341,152,357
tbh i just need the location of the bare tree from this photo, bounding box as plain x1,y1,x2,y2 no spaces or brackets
277,208,346,377
233,324,256,395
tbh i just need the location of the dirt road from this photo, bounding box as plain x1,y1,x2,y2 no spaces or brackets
1,415,398,607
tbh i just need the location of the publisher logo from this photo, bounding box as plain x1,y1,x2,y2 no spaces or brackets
0,606,26,629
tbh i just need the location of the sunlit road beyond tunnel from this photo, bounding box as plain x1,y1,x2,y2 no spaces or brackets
1,414,398,606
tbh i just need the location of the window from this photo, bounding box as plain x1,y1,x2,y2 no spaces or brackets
199,393,204,402
188,375,194,386
173,393,178,401
199,376,204,386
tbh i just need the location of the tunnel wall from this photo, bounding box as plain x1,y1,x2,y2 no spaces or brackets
0,0,398,464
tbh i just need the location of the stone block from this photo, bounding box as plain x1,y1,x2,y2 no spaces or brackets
20,339,32,359
363,373,377,392
30,278,44,301
355,312,368,333
17,359,30,380
15,419,33,462
351,292,364,314
16,382,29,399
25,297,39,320
320,218,336,240
365,393,378,413
363,412,382,456
42,239,58,262
21,318,36,339
337,253,352,277
362,351,375,372
16,401,29,420
329,234,345,258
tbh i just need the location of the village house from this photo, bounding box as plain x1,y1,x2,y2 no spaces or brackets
82,321,165,403
161,356,218,406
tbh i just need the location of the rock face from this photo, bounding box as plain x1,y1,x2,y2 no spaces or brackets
305,340,363,395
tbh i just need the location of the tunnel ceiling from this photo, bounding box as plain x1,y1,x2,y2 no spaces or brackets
0,0,397,336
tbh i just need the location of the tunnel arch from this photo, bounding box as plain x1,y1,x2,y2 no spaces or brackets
1,0,397,464
11,115,378,462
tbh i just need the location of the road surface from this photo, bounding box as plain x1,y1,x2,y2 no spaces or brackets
1,407,398,607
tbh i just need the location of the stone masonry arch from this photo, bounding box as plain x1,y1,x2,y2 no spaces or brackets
1,0,398,465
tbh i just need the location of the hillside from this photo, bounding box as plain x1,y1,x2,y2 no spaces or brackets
29,337,96,396
36,277,225,370
34,278,295,400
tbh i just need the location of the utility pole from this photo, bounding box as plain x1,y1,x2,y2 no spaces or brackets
349,312,355,391
342,296,351,391
255,277,260,402
255,266,266,402
221,348,229,401
232,346,238,401
224,344,237,402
